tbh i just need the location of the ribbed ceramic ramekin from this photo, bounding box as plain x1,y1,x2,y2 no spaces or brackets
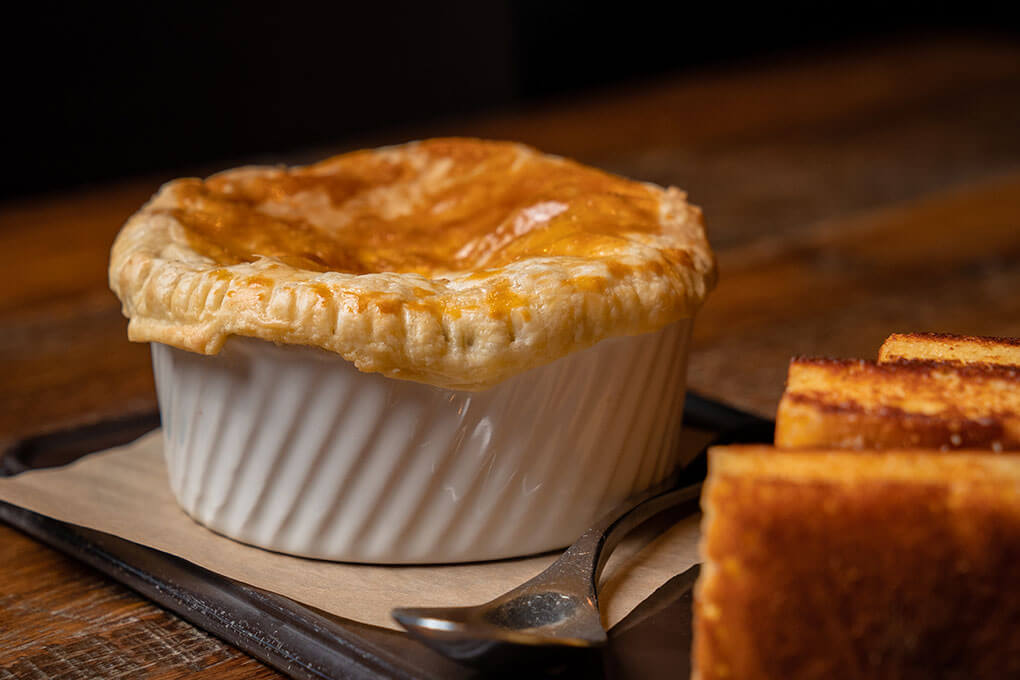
151,320,694,564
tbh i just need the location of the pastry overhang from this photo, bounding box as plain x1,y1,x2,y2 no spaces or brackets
109,138,716,389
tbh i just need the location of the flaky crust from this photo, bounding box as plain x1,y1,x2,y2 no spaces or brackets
109,139,715,389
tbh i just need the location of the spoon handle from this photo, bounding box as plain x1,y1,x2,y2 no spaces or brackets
548,392,775,596
575,477,702,589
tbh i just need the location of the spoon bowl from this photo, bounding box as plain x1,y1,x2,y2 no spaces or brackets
392,478,702,665
391,392,775,669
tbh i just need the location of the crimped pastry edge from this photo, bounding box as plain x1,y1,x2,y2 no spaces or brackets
109,142,716,390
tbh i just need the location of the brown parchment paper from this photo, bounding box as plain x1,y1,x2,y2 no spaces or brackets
0,432,705,631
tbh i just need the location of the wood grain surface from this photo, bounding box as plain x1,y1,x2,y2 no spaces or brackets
2,35,1019,678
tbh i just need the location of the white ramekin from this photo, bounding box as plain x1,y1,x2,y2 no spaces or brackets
151,320,694,564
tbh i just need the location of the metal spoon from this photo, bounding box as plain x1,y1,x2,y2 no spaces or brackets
391,475,703,667
391,393,773,668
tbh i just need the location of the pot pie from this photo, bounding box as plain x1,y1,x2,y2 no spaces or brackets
110,138,715,390
109,138,717,562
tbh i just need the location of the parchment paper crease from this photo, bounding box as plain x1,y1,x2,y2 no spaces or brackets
0,432,703,631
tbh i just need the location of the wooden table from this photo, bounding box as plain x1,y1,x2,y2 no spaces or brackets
3,35,1019,678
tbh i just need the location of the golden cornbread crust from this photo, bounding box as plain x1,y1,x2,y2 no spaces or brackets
109,138,715,390
879,331,1020,367
774,357,1020,451
694,446,1020,680
777,393,1013,450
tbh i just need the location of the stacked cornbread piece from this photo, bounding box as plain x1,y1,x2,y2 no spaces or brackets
775,333,1020,450
694,333,1020,680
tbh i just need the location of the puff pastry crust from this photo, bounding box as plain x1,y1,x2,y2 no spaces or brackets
110,138,716,389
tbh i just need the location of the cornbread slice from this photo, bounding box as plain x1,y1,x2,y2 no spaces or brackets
879,332,1020,367
774,358,1020,450
693,445,1020,680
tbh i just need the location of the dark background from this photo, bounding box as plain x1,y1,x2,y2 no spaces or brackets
4,2,1018,200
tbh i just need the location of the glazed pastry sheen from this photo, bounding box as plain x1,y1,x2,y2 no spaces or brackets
110,138,715,389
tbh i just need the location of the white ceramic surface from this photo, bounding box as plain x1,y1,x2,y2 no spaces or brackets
152,320,694,563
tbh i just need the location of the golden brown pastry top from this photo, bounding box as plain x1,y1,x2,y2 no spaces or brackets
170,138,672,276
109,138,716,389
